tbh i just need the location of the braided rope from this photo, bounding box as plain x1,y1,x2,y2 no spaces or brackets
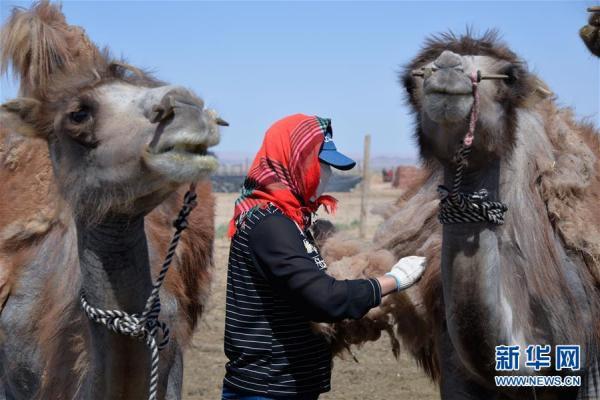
437,71,508,225
80,183,198,400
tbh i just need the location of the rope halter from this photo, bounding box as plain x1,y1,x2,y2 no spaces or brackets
80,182,198,400
437,71,508,225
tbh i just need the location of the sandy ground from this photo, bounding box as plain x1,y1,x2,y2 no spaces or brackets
182,181,440,399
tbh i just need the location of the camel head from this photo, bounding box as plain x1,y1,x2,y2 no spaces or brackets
401,31,547,168
0,1,226,222
580,6,600,57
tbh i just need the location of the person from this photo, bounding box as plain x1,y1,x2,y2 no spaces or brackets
222,114,425,400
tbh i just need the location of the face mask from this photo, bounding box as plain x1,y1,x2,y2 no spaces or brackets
315,163,332,198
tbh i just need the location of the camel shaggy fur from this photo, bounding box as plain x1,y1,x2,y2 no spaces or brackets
581,7,600,57
0,2,222,399
320,31,600,400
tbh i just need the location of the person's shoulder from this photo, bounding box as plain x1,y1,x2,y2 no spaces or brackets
247,206,300,241
254,207,297,231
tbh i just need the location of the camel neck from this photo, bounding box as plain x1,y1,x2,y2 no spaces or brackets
76,215,153,310
439,154,595,380
439,159,511,377
75,214,153,400
440,160,503,278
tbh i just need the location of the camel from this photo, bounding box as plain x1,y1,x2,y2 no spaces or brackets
319,31,600,400
0,2,225,399
581,6,600,57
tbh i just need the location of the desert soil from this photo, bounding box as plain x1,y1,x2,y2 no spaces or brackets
182,180,440,399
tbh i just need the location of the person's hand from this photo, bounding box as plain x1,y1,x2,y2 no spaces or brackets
385,256,426,292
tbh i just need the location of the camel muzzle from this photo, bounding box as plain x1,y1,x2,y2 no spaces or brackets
423,68,473,96
146,89,223,157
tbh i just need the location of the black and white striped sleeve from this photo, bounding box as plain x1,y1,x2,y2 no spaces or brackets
248,213,381,323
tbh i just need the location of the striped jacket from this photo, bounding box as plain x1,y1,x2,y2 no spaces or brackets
223,204,381,397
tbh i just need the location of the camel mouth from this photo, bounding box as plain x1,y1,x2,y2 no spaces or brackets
147,151,218,168
425,89,471,96
143,131,220,182
423,69,473,97
424,86,472,96
149,128,219,156
143,150,219,183
422,90,474,124
156,141,210,156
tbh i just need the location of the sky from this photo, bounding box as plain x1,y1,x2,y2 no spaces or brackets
1,1,598,161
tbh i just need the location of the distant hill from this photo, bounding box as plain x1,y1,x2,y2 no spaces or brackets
213,151,419,173
367,155,419,169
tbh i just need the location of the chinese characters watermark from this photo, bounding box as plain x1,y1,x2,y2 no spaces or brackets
494,344,582,388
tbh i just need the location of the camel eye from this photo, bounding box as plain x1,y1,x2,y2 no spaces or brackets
402,73,416,95
69,107,91,124
501,65,519,85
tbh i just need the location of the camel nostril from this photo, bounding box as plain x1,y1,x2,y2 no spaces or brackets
147,86,206,124
149,91,178,124
149,103,174,124
434,50,463,70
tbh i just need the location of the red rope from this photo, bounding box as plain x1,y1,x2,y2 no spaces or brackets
464,71,480,147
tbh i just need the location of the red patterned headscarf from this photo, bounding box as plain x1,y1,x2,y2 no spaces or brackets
228,114,337,237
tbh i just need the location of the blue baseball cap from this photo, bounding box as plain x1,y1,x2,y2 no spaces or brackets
318,122,356,171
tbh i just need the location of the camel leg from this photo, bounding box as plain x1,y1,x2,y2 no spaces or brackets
438,327,502,400
0,273,42,400
0,352,39,400
161,344,183,400
0,377,6,400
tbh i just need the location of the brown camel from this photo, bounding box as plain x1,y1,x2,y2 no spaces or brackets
581,6,600,57
0,2,224,399
319,31,600,400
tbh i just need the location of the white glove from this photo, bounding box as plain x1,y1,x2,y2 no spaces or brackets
385,256,426,292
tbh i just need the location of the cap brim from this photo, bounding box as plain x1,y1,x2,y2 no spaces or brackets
319,150,356,171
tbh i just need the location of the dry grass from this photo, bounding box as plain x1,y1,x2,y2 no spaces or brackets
182,179,440,399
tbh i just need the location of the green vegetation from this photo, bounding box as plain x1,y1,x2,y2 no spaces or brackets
334,219,360,231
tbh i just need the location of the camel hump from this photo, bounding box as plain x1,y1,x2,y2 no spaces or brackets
0,124,61,315
0,125,60,249
538,106,600,283
0,0,100,95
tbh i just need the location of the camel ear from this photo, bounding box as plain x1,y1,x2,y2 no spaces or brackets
523,76,554,108
1,2,100,94
0,98,45,138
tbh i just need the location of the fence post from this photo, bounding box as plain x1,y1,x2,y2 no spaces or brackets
359,134,371,239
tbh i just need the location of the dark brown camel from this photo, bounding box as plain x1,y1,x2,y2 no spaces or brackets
581,6,600,57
